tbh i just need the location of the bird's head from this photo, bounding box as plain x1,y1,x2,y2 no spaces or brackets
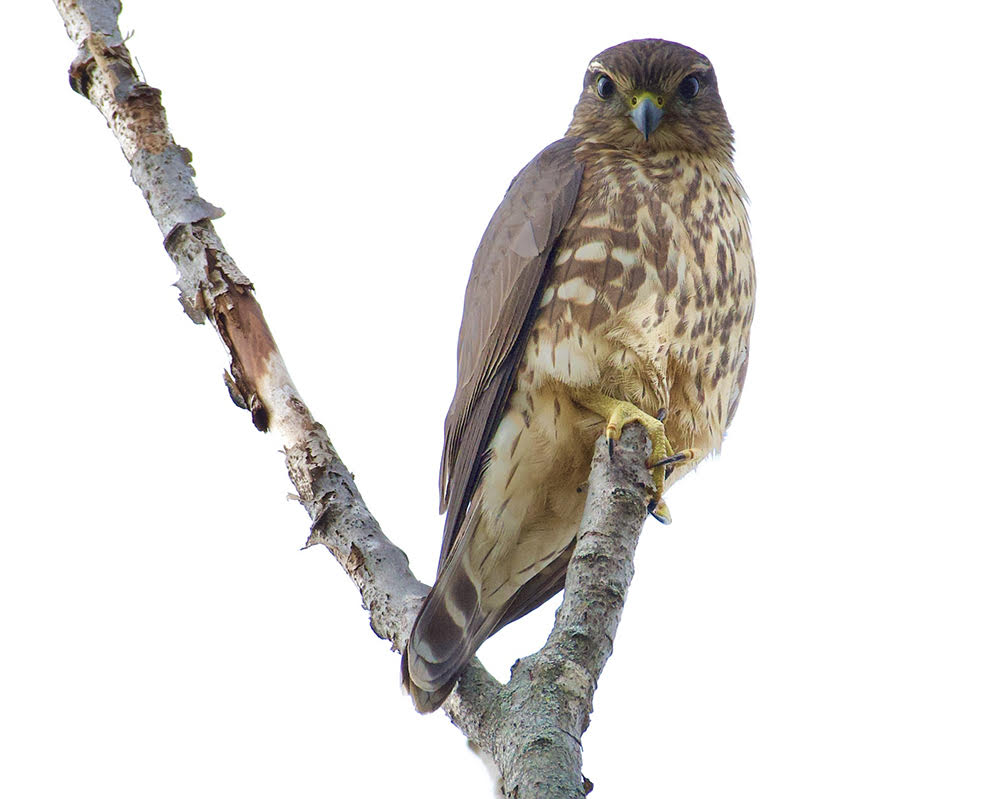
567,39,734,159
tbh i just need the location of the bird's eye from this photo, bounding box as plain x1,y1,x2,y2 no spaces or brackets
595,73,615,99
678,74,700,100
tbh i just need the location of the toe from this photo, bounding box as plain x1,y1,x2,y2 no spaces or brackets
648,496,672,525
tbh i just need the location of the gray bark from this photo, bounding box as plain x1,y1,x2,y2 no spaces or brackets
54,2,655,795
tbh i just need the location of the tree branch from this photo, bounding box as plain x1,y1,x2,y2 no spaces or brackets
54,3,654,795
473,424,654,797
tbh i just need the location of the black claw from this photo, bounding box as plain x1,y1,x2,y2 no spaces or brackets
608,437,615,460
656,408,667,422
651,453,688,469
648,499,669,524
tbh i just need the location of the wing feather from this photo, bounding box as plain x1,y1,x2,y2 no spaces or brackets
437,138,584,568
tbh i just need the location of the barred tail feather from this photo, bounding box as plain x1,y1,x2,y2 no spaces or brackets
402,551,501,713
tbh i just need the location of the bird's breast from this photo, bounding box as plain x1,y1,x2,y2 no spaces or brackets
524,149,755,457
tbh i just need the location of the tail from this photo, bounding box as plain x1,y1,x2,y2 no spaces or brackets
402,551,500,713
402,541,577,712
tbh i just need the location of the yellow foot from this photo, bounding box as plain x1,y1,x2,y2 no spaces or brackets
648,496,673,525
568,388,698,523
648,442,699,524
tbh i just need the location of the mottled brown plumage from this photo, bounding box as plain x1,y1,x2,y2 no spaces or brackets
404,39,755,712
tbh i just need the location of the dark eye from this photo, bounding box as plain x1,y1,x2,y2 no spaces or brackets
678,74,700,100
595,73,615,99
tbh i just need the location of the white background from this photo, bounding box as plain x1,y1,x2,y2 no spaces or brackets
2,1,996,797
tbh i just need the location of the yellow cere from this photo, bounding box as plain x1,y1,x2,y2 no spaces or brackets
630,90,665,108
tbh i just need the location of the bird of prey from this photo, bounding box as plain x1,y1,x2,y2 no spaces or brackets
403,39,755,712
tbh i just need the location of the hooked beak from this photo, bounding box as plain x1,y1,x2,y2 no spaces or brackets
630,95,665,141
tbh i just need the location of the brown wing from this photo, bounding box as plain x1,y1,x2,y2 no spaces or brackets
437,137,584,569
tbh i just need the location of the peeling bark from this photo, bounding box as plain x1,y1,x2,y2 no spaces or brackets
54,3,656,796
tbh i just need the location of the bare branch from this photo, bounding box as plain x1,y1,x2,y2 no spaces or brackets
471,424,653,797
54,0,499,741
53,3,655,796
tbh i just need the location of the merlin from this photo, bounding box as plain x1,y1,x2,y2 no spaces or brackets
403,39,755,712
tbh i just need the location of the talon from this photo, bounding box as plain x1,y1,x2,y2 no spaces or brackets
569,387,692,524
648,497,672,525
650,448,700,470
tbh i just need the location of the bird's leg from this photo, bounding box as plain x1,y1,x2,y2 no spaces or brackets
568,388,697,524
